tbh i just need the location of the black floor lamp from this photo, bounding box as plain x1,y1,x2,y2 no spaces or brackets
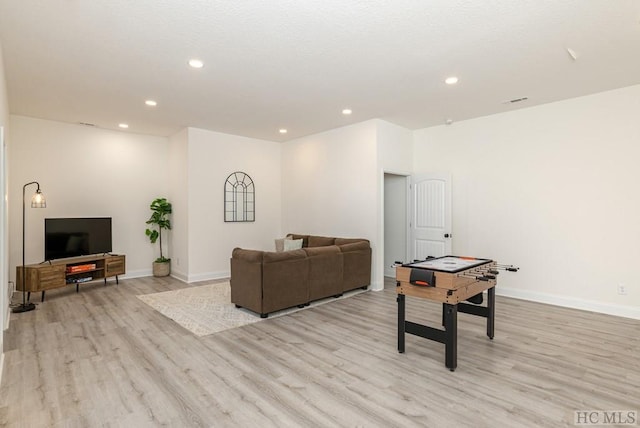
13,181,46,313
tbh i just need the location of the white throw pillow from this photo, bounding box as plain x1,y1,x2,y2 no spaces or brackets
283,238,303,251
274,236,293,252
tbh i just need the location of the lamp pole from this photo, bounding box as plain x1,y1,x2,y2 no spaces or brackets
13,181,45,313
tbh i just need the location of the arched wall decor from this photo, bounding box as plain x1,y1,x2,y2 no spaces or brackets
224,171,255,222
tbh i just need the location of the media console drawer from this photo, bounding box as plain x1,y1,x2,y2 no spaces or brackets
105,255,126,276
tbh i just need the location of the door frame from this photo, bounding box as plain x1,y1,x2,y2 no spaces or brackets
383,172,411,277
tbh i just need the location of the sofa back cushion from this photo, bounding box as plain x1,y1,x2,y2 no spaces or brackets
232,247,264,262
304,246,343,300
263,249,307,263
335,238,370,246
337,241,370,252
262,249,309,313
303,245,340,257
307,235,336,247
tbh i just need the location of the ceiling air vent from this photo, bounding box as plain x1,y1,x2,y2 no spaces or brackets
78,122,96,127
503,97,529,104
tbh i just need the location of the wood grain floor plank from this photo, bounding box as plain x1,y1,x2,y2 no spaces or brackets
1,276,638,427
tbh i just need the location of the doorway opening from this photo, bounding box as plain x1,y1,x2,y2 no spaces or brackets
383,173,409,278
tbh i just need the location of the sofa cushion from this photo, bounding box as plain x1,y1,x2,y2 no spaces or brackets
303,245,341,257
262,249,309,314
308,235,336,247
232,248,263,262
283,238,303,251
337,241,370,252
335,238,369,246
304,245,343,300
263,249,307,263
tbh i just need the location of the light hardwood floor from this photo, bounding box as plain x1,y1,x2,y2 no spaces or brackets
1,276,638,427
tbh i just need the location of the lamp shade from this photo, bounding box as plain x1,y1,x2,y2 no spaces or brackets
31,189,46,208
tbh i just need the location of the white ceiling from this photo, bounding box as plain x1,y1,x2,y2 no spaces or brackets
1,0,639,142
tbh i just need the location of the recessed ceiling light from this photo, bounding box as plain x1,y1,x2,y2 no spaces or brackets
445,76,459,85
188,59,204,69
566,47,578,61
118,123,129,129
279,129,288,134
342,108,352,115
145,100,157,106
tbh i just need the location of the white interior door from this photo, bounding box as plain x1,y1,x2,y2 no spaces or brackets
410,173,452,260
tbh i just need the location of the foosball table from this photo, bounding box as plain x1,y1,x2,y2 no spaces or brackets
396,255,518,371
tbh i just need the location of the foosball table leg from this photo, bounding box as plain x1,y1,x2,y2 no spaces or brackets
487,286,495,340
397,294,405,353
443,303,458,371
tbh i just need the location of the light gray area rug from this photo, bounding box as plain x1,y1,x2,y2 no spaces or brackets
137,281,365,336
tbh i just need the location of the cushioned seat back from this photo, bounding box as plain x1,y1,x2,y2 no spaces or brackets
338,241,372,292
262,249,309,313
335,238,369,246
307,235,336,247
304,246,343,300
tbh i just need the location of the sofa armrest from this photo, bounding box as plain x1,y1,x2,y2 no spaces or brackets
230,248,264,314
338,242,372,292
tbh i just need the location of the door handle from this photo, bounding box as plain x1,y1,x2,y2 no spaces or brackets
444,233,452,238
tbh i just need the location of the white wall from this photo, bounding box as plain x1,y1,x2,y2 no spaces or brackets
0,36,10,381
282,121,380,288
168,128,189,281
8,116,170,279
377,120,413,175
414,84,640,319
186,128,282,282
377,120,413,286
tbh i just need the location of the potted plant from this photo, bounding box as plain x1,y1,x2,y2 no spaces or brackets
145,197,172,277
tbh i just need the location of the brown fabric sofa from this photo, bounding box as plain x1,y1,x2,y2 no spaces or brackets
230,235,371,318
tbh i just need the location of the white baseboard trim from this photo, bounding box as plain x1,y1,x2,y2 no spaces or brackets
4,306,8,330
123,269,229,284
0,353,4,390
170,270,188,283
496,287,640,320
121,269,152,279
370,280,383,292
187,270,229,284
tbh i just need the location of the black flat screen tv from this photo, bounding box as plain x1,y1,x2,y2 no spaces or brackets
45,217,112,260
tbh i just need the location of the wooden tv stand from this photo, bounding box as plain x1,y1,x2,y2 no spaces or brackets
16,254,126,302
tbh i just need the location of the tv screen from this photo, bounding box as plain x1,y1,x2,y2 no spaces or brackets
45,217,112,260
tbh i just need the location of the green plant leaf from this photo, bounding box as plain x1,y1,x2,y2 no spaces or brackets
146,197,172,257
